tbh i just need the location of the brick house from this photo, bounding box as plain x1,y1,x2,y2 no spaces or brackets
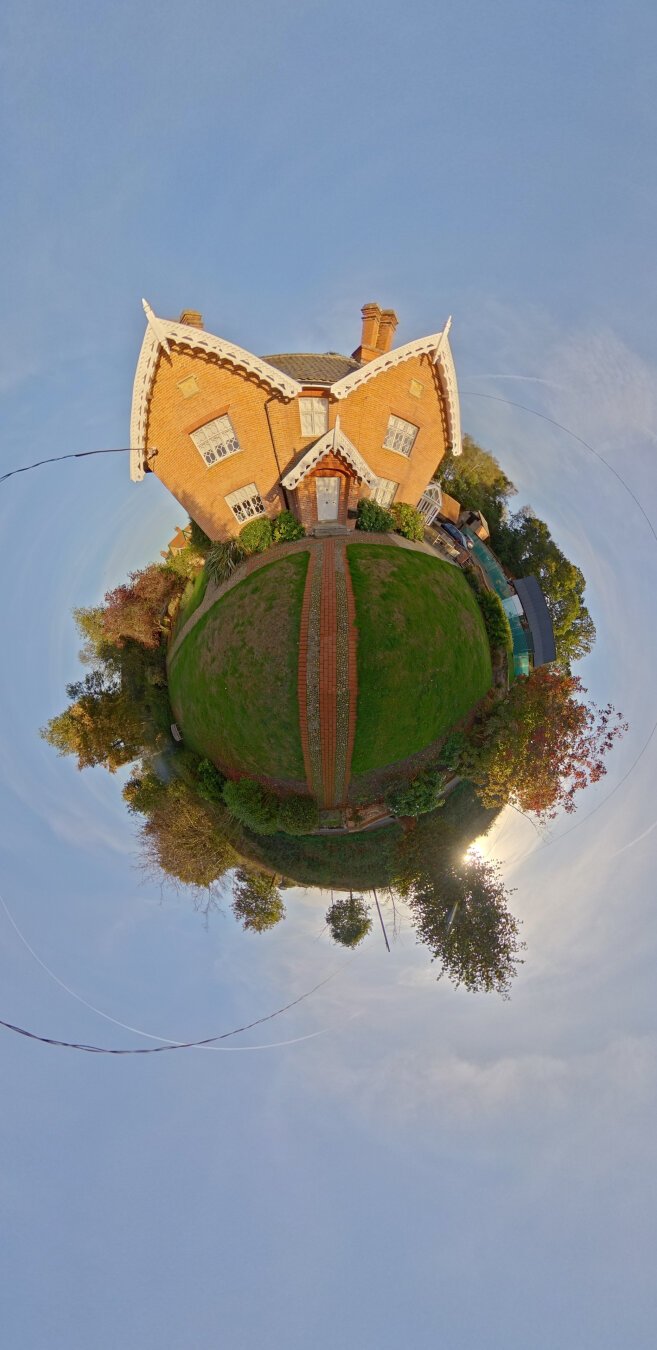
130,301,462,540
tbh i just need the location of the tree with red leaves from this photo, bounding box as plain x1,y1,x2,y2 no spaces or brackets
101,565,182,649
461,666,627,821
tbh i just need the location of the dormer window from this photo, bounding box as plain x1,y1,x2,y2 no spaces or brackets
190,415,241,466
383,415,418,457
299,398,329,437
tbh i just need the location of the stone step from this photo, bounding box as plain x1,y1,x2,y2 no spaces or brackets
311,523,350,537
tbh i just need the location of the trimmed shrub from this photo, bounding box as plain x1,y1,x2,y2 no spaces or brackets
205,539,245,585
277,793,319,835
477,590,513,652
272,511,305,543
385,767,449,818
391,502,425,541
223,778,280,834
195,757,227,804
356,499,394,533
239,517,273,555
326,895,372,948
439,731,466,770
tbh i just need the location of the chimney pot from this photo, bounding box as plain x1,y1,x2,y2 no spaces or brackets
179,310,204,329
377,309,398,353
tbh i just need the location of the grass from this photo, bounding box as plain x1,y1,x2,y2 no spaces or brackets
237,820,404,890
347,544,492,775
168,553,308,782
174,566,209,636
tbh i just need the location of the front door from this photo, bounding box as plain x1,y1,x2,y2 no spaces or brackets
316,476,341,521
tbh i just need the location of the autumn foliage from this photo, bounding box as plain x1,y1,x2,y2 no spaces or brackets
101,565,181,649
461,666,627,820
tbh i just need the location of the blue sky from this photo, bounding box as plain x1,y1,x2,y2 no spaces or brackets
2,1,657,1345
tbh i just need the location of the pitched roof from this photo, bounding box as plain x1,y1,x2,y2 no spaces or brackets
280,422,378,490
263,352,362,385
514,576,557,666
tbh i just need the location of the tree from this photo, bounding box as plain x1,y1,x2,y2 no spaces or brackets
231,868,286,932
326,894,372,947
40,669,146,771
437,434,516,534
437,437,595,667
101,564,182,649
140,779,237,891
408,855,523,997
492,509,596,666
461,666,627,820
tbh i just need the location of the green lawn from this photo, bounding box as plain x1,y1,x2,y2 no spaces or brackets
238,820,404,890
173,566,210,636
168,553,309,781
347,544,492,775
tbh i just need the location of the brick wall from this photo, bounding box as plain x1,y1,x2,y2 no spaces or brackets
143,343,448,538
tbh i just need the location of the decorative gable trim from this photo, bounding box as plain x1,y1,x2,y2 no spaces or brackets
329,318,462,457
281,419,378,490
130,301,303,481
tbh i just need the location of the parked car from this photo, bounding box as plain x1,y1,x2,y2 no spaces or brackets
440,521,474,551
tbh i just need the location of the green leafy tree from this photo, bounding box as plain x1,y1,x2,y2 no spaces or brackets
40,669,145,772
437,434,516,532
232,868,286,932
408,855,524,997
122,767,167,814
492,508,596,666
326,894,372,947
140,779,237,890
461,666,627,820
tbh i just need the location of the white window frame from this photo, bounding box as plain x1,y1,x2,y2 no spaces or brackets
299,397,329,437
225,483,266,524
372,477,398,508
382,414,418,457
190,415,241,467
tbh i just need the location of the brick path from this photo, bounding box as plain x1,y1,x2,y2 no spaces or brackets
297,538,359,809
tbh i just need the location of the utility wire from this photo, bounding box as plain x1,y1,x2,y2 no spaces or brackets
0,968,342,1056
461,389,657,851
0,447,131,484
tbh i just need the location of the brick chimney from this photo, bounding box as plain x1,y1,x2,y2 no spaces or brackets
179,310,204,329
377,309,398,353
352,302,398,362
352,302,382,363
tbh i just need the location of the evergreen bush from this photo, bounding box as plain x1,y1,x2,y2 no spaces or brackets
391,502,425,541
385,767,449,818
223,778,279,834
356,499,394,533
277,793,319,835
195,757,227,804
239,517,273,555
272,511,305,543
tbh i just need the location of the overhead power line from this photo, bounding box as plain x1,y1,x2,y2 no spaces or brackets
0,447,132,485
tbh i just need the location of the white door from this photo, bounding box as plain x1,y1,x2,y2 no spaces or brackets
316,477,341,521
